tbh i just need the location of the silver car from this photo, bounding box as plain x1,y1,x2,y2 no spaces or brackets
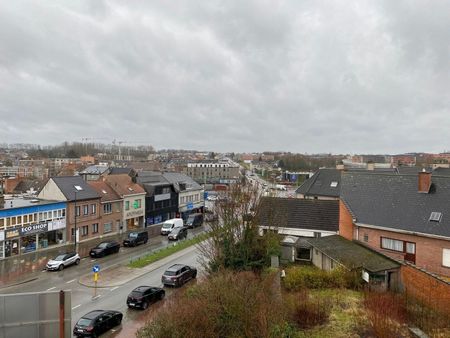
46,252,80,271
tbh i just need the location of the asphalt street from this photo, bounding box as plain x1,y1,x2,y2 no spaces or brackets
0,227,205,337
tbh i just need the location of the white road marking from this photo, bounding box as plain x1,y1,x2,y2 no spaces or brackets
46,287,56,291
72,304,81,310
92,295,101,300
66,279,76,284
110,286,119,292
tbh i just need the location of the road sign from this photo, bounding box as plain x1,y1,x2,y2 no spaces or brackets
92,265,100,273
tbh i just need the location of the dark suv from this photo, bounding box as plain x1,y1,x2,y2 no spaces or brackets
123,231,148,247
73,310,122,337
162,264,197,287
186,213,203,228
89,241,120,258
126,286,165,309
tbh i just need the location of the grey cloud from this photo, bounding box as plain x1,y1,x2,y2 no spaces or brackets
0,0,449,154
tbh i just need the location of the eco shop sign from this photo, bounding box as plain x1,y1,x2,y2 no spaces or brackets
19,223,49,236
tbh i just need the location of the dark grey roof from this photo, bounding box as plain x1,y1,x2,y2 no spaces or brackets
162,172,202,192
258,197,339,232
295,168,341,198
341,172,450,238
52,176,100,201
432,167,450,177
307,235,400,273
109,167,135,176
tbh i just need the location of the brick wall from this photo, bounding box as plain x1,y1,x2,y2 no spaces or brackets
401,264,450,316
339,200,354,240
357,226,450,277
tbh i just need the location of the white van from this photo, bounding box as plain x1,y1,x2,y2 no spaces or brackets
160,218,184,235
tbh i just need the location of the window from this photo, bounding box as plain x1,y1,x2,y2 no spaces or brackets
429,212,442,222
0,219,4,227
71,227,76,237
62,209,66,217
17,216,22,224
381,237,404,252
443,249,450,268
134,199,141,209
330,181,338,187
104,222,112,233
91,204,96,214
406,242,416,254
74,185,83,191
81,225,88,236
363,234,369,242
11,217,16,226
125,201,130,210
103,203,112,214
75,206,80,217
83,205,89,215
92,223,99,234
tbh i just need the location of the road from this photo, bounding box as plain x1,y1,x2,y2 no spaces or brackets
0,228,205,337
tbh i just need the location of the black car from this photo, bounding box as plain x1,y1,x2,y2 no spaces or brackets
186,213,203,228
123,230,148,247
167,227,187,241
73,310,122,337
89,241,120,258
126,286,165,309
162,264,197,287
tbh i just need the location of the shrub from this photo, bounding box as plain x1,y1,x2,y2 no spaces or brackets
363,291,408,338
137,270,286,338
283,266,358,290
284,289,331,329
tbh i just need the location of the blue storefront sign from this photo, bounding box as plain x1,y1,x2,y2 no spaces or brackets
187,202,194,210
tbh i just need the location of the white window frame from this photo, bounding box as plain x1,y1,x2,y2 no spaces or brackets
443,249,450,268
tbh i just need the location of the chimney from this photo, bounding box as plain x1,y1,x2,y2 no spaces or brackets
367,162,375,171
418,170,432,193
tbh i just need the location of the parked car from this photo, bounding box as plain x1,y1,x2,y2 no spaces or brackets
167,227,188,241
186,213,203,228
46,252,80,271
161,264,197,287
160,218,184,235
123,230,148,247
89,241,120,258
126,286,165,309
73,310,122,337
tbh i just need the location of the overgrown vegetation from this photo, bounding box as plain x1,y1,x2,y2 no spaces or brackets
283,265,361,290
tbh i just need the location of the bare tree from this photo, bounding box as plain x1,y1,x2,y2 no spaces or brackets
198,182,281,273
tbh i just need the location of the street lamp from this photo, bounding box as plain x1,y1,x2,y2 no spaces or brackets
74,190,78,251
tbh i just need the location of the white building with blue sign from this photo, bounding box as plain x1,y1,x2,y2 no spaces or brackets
0,197,67,259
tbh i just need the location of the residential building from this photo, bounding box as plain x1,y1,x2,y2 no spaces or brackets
79,165,110,181
161,172,204,221
258,197,339,262
184,162,240,184
104,174,146,231
38,176,101,243
87,181,123,236
135,172,178,225
0,197,67,259
340,171,450,277
307,235,400,291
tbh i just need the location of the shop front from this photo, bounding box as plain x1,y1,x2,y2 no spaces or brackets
124,209,145,231
0,220,66,258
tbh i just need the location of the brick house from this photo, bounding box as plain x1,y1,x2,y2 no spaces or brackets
87,181,123,236
38,176,101,244
339,171,450,277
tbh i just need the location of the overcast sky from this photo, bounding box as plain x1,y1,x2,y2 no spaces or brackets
0,1,449,154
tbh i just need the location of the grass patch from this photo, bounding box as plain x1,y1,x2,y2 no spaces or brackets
128,233,209,268
295,289,365,338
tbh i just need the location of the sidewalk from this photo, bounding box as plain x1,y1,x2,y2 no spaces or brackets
0,225,163,288
78,245,197,288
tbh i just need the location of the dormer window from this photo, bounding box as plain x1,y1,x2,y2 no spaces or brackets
429,212,442,222
74,185,83,191
330,181,338,188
